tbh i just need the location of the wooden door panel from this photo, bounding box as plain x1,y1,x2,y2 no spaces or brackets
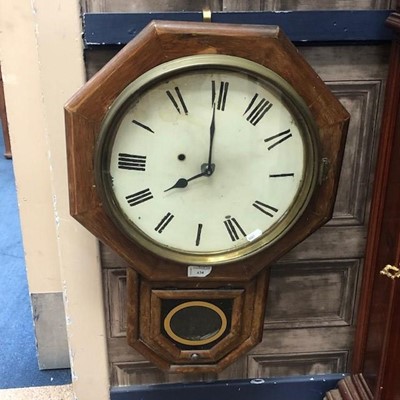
247,351,348,377
251,326,355,355
104,268,128,338
279,226,367,261
265,260,360,329
329,82,383,226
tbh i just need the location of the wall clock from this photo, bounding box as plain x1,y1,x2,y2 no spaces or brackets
95,54,319,266
65,21,349,372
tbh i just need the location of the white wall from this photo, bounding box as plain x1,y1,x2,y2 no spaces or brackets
0,1,109,398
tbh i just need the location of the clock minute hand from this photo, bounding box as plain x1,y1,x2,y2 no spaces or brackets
206,103,216,176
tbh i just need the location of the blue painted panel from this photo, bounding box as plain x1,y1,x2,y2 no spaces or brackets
83,10,393,46
110,374,346,400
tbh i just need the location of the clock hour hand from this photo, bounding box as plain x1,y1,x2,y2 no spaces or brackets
164,164,215,192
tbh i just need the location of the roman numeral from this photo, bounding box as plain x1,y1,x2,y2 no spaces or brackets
269,173,295,178
126,188,153,207
166,87,188,115
252,201,279,217
195,223,203,246
244,94,273,126
154,212,174,233
132,120,154,133
224,217,246,242
118,153,146,171
264,129,293,150
212,80,229,111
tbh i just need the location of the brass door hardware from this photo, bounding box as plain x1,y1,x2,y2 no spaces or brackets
380,264,400,280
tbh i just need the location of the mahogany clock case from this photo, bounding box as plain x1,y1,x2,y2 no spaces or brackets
65,21,349,283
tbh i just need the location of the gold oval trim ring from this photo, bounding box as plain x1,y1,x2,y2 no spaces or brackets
164,301,227,346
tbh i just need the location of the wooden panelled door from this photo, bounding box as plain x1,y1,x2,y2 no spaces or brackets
81,0,397,391
96,41,389,384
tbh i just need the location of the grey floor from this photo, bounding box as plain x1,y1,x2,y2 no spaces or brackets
0,126,71,389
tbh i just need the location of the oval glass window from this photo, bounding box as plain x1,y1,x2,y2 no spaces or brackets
164,301,227,346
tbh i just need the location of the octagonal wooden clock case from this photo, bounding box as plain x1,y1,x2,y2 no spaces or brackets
65,21,349,373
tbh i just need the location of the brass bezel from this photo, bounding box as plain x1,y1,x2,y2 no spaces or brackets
95,54,320,265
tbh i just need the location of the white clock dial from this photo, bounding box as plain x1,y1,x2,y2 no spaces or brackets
96,55,318,264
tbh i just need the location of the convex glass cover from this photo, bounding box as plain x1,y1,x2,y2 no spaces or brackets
95,55,319,265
